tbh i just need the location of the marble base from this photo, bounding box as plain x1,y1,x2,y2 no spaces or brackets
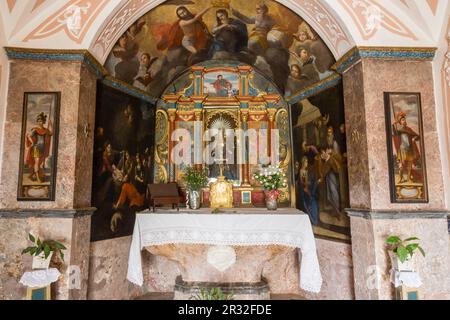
174,276,270,300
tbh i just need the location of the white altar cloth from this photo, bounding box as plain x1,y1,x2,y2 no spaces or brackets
127,209,323,293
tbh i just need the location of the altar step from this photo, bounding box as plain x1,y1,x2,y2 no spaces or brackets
134,293,306,300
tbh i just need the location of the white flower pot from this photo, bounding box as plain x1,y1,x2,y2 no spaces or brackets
32,252,53,270
388,251,414,272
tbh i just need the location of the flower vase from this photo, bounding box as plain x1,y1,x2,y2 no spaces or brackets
265,190,279,211
188,189,201,210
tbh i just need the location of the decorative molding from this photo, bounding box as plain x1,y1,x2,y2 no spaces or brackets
0,208,96,218
284,0,353,58
338,0,417,41
101,76,157,104
444,21,450,87
286,73,342,105
4,47,157,103
333,46,437,74
90,0,151,63
4,47,107,78
346,208,449,220
24,0,111,44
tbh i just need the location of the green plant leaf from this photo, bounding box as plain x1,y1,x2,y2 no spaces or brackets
60,251,65,262
29,233,35,243
404,237,420,242
418,246,426,257
36,238,41,247
44,244,51,259
396,246,408,263
386,236,401,245
22,247,33,255
55,242,66,250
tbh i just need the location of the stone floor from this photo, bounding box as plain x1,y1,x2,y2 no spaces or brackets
135,293,306,300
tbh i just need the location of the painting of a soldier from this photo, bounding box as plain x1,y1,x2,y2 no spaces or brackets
18,93,60,200
385,92,428,203
392,111,422,184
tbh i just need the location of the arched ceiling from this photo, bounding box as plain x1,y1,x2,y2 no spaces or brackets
0,0,449,64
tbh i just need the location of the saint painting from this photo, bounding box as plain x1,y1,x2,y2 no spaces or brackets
91,85,156,241
385,93,428,203
291,85,350,242
104,0,336,97
18,93,60,200
204,71,239,97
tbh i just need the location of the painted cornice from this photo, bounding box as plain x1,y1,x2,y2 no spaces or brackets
102,76,157,104
333,46,437,74
286,73,342,105
3,47,157,103
4,47,107,78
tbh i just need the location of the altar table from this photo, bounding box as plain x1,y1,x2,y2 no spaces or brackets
127,208,322,293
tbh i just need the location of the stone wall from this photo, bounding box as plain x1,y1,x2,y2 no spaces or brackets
0,213,91,300
343,59,445,210
0,59,96,209
0,17,8,184
91,236,353,300
351,215,450,300
87,236,144,300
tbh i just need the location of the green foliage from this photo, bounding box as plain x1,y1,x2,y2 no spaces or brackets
211,208,224,214
182,166,209,191
190,287,234,300
253,165,287,191
386,235,426,263
21,233,67,261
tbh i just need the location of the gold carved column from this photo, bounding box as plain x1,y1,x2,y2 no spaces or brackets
167,108,177,183
267,108,277,159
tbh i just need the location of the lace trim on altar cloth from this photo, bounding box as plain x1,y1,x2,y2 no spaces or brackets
128,223,323,293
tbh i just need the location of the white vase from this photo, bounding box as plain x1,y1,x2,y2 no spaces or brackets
388,251,414,272
32,252,53,270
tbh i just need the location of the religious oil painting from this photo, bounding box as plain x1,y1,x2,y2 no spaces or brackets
105,0,335,98
291,85,350,242
204,71,239,97
18,92,60,201
384,93,428,203
91,84,156,241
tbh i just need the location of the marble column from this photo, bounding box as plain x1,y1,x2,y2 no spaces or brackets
342,56,450,299
0,57,97,300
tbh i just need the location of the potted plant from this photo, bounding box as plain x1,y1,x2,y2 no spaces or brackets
182,166,209,210
22,233,66,270
253,165,288,210
386,236,425,271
